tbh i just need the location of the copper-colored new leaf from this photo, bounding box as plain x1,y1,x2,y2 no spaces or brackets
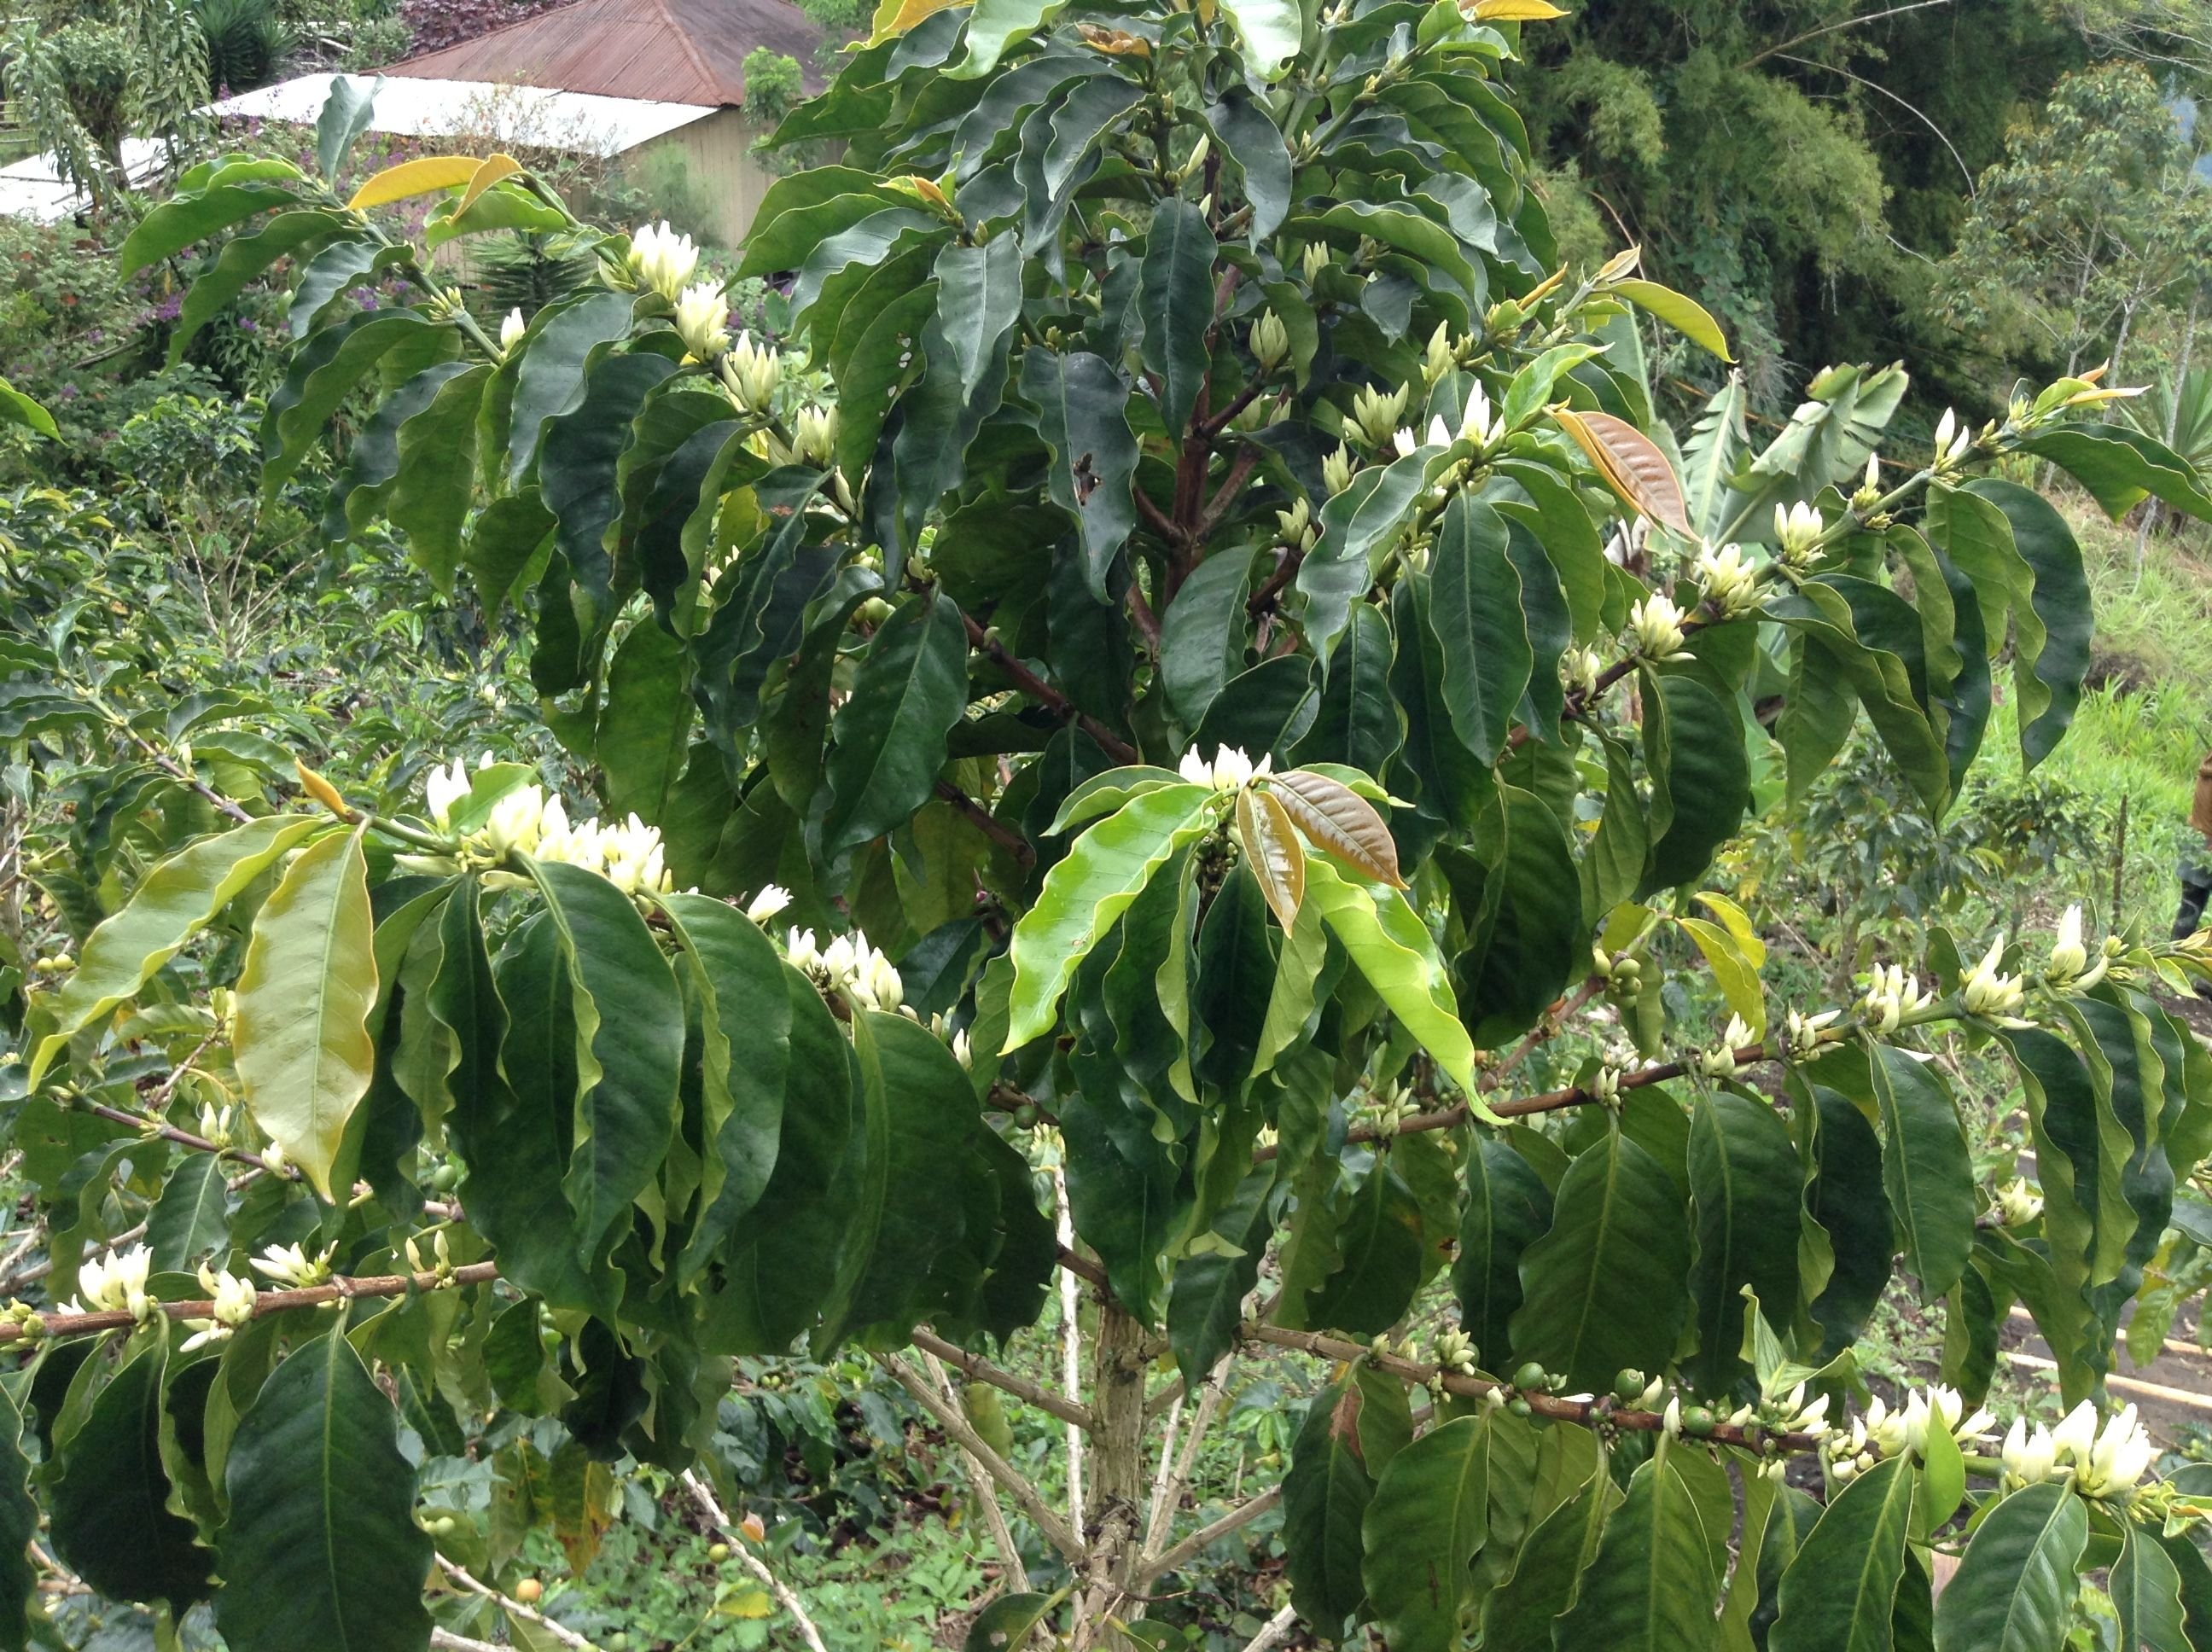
1237,785,1307,928
1551,406,1691,537
1269,770,1406,887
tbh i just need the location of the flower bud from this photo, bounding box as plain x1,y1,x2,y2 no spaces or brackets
1251,309,1289,372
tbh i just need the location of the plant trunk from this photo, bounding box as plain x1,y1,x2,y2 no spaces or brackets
1071,1300,1150,1649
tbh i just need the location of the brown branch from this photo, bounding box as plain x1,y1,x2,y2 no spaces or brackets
1125,581,1163,653
1198,380,1270,440
877,1352,1089,1566
1137,1485,1284,1583
961,612,1138,765
436,1558,600,1652
1253,1035,1778,1162
79,1098,282,1176
912,1325,1096,1429
1245,544,1304,616
1196,445,1262,539
1135,485,1190,550
681,1469,832,1652
5,1261,503,1342
934,780,1036,869
1244,1323,1823,1455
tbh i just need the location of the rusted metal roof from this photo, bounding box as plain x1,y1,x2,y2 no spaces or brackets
384,0,827,107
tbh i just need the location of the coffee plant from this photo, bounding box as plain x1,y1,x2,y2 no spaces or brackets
14,0,2212,1645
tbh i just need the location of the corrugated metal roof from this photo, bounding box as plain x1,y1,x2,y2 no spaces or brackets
383,0,827,107
210,73,717,154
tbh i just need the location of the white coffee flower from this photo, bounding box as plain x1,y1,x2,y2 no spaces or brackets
720,334,782,414
480,782,546,857
1899,1384,1994,1458
499,306,527,352
2001,1416,2058,1490
746,885,793,924
2046,904,2104,987
2049,1400,2153,1498
1562,646,1603,696
1773,500,1824,566
1696,1014,1755,1078
423,757,471,829
1931,407,1971,469
1251,310,1289,372
1301,241,1331,284
628,220,700,300
1995,1178,2043,1227
1961,935,2028,1021
1276,497,1315,551
1458,380,1503,451
1178,745,1268,792
1692,541,1760,618
182,1265,259,1351
71,1244,155,1323
1784,1007,1844,1059
672,280,731,360
1390,426,1417,458
1627,591,1691,660
250,1242,333,1290
1860,963,1933,1036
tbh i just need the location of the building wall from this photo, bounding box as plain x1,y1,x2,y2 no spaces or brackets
637,108,777,249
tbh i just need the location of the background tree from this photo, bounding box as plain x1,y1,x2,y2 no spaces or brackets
9,4,2212,1651
1936,59,2212,389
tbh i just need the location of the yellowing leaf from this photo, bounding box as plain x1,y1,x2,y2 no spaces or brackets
458,153,523,216
1678,916,1765,1039
294,757,352,820
867,0,967,43
1610,277,1734,362
723,1589,774,1620
1695,890,1767,969
1551,406,1691,537
1237,786,1307,928
1470,0,1568,17
234,826,380,1198
1077,21,1152,53
346,155,480,211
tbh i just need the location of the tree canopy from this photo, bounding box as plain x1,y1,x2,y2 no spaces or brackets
11,0,2212,1647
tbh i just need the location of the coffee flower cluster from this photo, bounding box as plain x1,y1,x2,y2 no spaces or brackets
785,928,905,1014
62,1244,154,1323
2001,1402,2154,1499
1828,1383,1993,1482
420,760,674,897
1179,745,1270,793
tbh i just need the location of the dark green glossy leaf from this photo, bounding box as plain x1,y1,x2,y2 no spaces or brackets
1429,493,1531,765
527,859,686,1265
1930,1480,2084,1652
1770,1457,1917,1652
1510,1126,1690,1392
217,1327,433,1652
1686,1091,1803,1392
1361,1414,1492,1652
1138,200,1218,434
1871,1043,1975,1298
1022,348,1139,600
48,1342,212,1611
822,588,971,854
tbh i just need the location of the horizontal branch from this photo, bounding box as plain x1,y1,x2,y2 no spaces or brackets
912,1325,1095,1429
1244,1323,1822,1455
3,1261,503,1343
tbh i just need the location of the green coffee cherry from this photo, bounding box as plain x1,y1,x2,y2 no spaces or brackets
1508,1396,1534,1418
707,1542,731,1562
1681,1405,1716,1438
1513,1362,1549,1392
